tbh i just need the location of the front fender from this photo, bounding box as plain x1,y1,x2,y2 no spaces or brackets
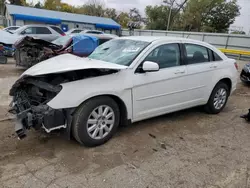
47,72,133,119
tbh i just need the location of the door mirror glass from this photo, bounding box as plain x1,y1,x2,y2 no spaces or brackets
142,61,159,72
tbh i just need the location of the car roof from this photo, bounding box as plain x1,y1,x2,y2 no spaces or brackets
20,25,59,28
83,30,103,33
72,33,117,39
120,36,212,46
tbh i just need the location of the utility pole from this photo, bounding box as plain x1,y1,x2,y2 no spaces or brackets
164,0,176,31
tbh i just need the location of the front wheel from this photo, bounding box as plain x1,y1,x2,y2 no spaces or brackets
205,82,229,114
72,96,120,147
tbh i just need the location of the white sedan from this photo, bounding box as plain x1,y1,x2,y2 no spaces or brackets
9,36,238,146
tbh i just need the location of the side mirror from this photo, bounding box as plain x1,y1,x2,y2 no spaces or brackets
20,31,25,35
142,61,159,72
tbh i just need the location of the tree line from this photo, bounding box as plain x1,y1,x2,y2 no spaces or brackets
5,0,241,33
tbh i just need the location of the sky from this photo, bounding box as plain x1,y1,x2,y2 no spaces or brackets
27,0,250,32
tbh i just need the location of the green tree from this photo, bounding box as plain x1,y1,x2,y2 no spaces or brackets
117,12,130,28
44,0,61,10
60,3,74,13
182,0,240,32
145,5,181,30
105,8,117,21
78,0,105,17
203,0,240,33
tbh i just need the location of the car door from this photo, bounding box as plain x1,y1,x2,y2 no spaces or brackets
34,27,53,41
183,43,218,103
132,43,191,122
20,27,36,37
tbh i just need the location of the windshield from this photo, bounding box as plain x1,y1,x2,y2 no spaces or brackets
89,39,150,66
52,35,72,46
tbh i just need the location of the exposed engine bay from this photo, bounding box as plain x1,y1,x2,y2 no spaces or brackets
14,36,62,68
9,69,118,139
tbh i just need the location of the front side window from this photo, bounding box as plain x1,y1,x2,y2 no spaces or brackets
89,39,150,66
23,27,35,34
185,44,209,64
144,43,181,69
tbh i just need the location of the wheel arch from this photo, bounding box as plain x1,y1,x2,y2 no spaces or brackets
207,77,232,103
74,94,129,127
218,78,232,93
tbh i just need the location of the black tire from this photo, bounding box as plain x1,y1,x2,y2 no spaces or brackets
72,96,120,147
205,82,229,114
0,56,7,64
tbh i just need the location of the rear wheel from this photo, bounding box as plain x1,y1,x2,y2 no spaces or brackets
72,96,120,147
205,82,229,114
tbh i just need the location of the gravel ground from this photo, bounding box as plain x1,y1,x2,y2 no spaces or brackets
0,59,249,188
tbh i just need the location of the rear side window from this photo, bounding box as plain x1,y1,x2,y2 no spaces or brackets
50,26,65,35
35,27,52,34
72,30,82,33
185,44,209,64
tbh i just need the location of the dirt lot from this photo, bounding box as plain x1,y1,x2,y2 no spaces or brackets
0,59,249,188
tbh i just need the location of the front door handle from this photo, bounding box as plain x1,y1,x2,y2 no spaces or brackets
175,70,185,74
210,64,218,69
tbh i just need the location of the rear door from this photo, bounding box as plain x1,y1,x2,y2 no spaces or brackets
183,43,218,103
34,27,53,41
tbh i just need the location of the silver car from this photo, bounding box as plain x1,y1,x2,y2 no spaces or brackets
13,25,65,42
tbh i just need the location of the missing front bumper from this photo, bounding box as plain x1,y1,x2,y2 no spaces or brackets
10,104,67,139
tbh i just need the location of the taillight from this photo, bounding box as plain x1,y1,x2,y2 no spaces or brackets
0,45,3,50
61,33,66,36
234,62,238,70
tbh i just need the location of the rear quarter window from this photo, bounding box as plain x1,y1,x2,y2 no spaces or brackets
50,26,65,35
213,51,223,61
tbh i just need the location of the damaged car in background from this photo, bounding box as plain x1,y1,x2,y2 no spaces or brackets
240,62,250,84
14,33,116,68
9,37,237,147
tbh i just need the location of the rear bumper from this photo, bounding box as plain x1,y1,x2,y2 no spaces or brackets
240,70,250,83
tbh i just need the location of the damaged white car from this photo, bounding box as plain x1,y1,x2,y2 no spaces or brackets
9,36,238,146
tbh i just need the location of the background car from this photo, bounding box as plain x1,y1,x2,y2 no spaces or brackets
81,30,104,34
14,33,116,68
66,28,84,34
240,63,250,84
10,36,238,146
12,25,65,42
0,29,22,57
3,26,20,33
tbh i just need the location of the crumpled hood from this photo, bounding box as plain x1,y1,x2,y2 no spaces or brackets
21,54,128,77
